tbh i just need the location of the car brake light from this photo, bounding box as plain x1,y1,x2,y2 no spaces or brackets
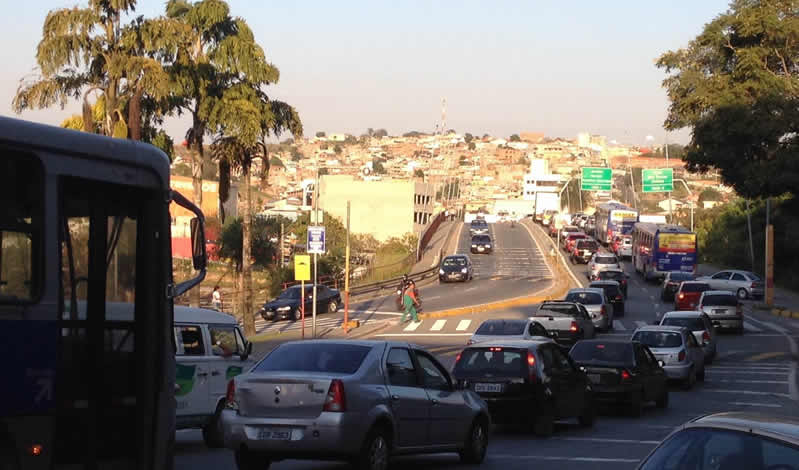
323,379,347,412
466,339,475,345
678,350,686,362
621,369,632,381
225,379,238,410
702,331,710,343
600,305,606,316
527,351,538,383
751,282,757,288
616,295,623,301
527,351,536,366
570,321,579,332
489,347,503,352
456,352,462,363
678,293,685,300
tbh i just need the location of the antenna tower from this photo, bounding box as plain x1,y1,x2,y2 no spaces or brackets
441,97,447,134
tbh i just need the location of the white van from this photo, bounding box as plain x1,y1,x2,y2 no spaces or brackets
173,306,254,447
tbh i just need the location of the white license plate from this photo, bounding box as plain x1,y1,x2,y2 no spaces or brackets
257,428,292,440
474,383,503,393
588,374,600,384
713,309,726,314
478,247,484,251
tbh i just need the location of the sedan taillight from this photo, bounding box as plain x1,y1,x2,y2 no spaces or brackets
225,379,238,410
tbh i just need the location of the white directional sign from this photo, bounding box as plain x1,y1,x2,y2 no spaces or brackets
307,226,326,254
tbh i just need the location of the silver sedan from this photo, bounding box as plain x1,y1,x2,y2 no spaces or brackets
222,340,491,470
632,325,705,389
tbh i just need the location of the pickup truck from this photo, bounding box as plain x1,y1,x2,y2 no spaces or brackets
531,302,596,345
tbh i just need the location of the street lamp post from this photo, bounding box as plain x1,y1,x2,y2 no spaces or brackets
674,178,694,231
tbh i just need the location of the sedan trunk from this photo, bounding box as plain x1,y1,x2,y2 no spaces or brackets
236,374,335,419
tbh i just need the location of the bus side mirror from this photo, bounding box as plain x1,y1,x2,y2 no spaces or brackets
190,217,207,271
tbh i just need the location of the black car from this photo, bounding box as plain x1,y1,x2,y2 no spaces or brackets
569,339,668,417
453,340,595,436
439,255,473,282
259,284,341,321
571,239,600,264
596,269,628,297
589,280,625,317
470,234,493,254
661,271,696,301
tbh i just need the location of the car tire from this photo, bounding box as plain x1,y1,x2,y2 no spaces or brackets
578,398,596,427
234,448,271,470
737,288,749,300
289,309,299,322
327,300,338,314
202,401,225,448
656,388,669,409
628,391,643,418
459,417,489,464
355,426,390,470
683,368,696,390
533,413,554,437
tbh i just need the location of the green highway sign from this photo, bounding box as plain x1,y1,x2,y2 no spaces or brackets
642,168,674,193
581,167,612,191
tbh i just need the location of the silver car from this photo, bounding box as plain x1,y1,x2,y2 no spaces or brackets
658,311,717,364
222,340,490,470
698,290,744,334
588,252,621,280
632,326,705,389
696,269,764,300
467,318,553,345
564,288,614,331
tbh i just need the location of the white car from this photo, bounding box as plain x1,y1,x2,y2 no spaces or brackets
696,269,765,300
658,311,717,364
588,252,621,280
467,318,552,345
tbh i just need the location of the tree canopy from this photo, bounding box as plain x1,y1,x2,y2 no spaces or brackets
509,134,521,142
656,0,799,198
315,131,326,137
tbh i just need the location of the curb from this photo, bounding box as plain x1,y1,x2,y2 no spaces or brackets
771,308,799,319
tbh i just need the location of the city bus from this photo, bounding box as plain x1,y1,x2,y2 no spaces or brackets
631,223,697,281
0,117,206,469
594,201,639,244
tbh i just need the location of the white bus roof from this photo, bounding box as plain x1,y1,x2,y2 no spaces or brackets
69,301,238,325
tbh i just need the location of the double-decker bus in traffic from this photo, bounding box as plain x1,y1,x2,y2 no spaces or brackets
631,223,697,281
594,201,639,244
0,117,206,469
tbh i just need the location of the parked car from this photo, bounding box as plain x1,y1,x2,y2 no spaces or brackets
696,269,765,300
439,255,474,283
467,318,552,345
698,290,744,334
469,219,489,236
588,252,621,280
570,238,600,264
532,301,597,345
674,281,711,311
569,339,669,417
564,288,614,331
588,280,625,317
596,269,628,297
259,284,341,322
470,234,493,254
452,340,595,437
636,412,799,470
631,326,705,390
660,271,696,301
222,340,491,470
659,311,717,363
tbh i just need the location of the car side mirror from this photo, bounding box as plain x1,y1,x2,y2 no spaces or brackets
241,341,253,360
190,217,207,271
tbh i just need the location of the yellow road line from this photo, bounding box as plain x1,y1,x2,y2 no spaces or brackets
746,351,788,362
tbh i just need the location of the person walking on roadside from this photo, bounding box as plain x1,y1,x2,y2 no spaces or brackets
401,281,420,323
212,285,222,311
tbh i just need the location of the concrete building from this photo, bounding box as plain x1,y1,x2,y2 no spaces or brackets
577,132,591,148
522,159,563,215
318,175,436,241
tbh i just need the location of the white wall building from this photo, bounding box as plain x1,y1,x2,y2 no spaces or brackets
522,159,563,214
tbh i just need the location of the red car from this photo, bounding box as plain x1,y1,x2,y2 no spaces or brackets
674,281,711,310
611,235,630,255
563,233,587,252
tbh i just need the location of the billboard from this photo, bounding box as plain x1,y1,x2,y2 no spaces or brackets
658,233,696,253
611,210,638,222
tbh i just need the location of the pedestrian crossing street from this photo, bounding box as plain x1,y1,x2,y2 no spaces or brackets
378,317,774,336
243,312,388,336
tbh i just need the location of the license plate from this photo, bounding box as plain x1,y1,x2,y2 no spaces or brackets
588,374,600,384
474,383,503,393
478,247,484,251
257,428,292,440
713,309,726,314
551,331,559,337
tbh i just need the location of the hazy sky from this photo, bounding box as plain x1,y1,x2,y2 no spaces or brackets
0,0,732,146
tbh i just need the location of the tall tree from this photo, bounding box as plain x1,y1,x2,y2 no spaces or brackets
656,0,799,198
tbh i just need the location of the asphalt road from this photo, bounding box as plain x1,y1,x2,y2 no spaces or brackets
175,221,799,470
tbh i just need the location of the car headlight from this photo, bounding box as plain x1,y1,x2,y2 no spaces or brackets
485,244,491,248
277,306,291,311
461,268,468,273
471,244,477,248
439,269,445,275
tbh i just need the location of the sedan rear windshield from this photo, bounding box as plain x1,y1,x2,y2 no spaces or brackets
633,331,683,348
472,236,491,244
539,304,580,317
662,317,705,331
595,256,618,264
454,348,525,375
592,284,621,297
570,342,633,365
475,320,525,336
598,271,624,281
565,292,603,305
255,343,372,374
576,241,598,250
681,283,710,293
702,295,738,307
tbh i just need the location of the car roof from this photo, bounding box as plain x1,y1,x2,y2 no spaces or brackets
599,268,624,273
687,412,799,442
662,311,705,318
681,280,709,284
702,290,736,296
444,254,468,260
478,318,528,325
575,338,633,345
465,339,552,349
590,280,621,286
633,325,688,334
568,287,605,294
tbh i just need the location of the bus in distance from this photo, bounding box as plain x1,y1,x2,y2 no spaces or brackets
0,117,206,470
594,201,639,245
631,223,697,281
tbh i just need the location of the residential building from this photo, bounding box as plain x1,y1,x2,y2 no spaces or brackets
522,159,563,215
520,132,545,143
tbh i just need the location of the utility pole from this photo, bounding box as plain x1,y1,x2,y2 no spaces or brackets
666,139,672,223
344,201,351,331
766,198,774,306
628,154,637,209
280,222,285,267
745,199,755,273
312,168,320,338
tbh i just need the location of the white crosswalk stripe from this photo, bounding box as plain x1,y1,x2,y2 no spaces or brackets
430,320,447,331
403,320,422,332
613,321,626,331
456,319,472,331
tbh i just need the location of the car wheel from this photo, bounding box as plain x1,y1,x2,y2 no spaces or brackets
234,448,271,470
533,413,554,437
683,368,696,390
202,401,225,448
578,398,596,427
737,288,749,300
628,391,643,418
656,388,669,409
355,426,390,470
327,300,338,314
459,417,489,464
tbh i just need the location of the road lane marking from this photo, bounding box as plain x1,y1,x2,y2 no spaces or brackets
430,319,447,331
743,321,763,332
759,320,789,334
456,319,472,331
403,321,422,332
553,437,660,445
375,332,473,337
613,321,626,331
490,456,640,463
710,379,788,384
729,402,782,408
635,321,648,328
698,389,790,398
707,371,787,376
464,287,478,292
425,295,442,300
746,351,788,361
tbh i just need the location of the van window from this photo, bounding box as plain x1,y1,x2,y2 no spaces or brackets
209,325,238,357
175,325,205,356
